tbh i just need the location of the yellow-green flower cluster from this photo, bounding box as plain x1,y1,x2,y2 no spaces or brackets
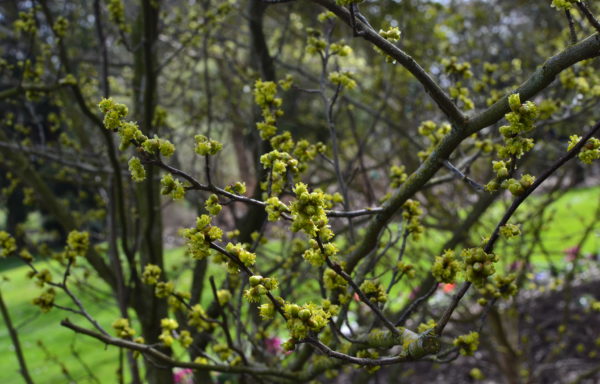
359,280,387,303
0,231,17,258
141,136,175,157
214,344,235,361
268,132,324,181
217,290,232,305
290,183,333,241
224,182,246,195
243,275,278,302
442,57,473,79
159,318,179,347
33,288,56,312
118,122,147,151
168,290,191,311
475,138,494,153
181,215,222,260
142,264,162,285
329,71,357,90
260,150,299,195
107,0,128,32
499,174,535,196
188,304,214,331
283,301,337,339
152,106,167,128
491,160,510,179
128,157,146,182
449,84,474,110
53,16,69,38
356,349,381,373
396,261,416,279
59,74,77,86
178,330,193,348
323,267,348,290
98,99,176,157
226,242,256,268
270,131,294,153
336,0,364,6
293,139,325,168
112,318,136,339
474,62,499,93
317,11,336,23
568,135,600,164
379,27,401,42
461,248,498,288
390,165,407,188
402,199,424,239
417,121,451,161
560,66,600,96
497,94,538,159
551,0,580,10
478,274,517,305
493,274,518,299
259,302,276,320
23,188,35,206
306,28,326,55
470,368,485,380
303,240,338,267
98,99,145,150
278,74,294,91
19,249,33,263
282,339,296,352
330,42,353,57
254,80,284,140
417,319,437,333
99,98,129,131
442,57,474,109
453,331,479,356
499,224,521,239
485,158,536,195
155,281,174,298
265,197,289,221
432,249,460,284
13,9,37,35
29,269,52,287
160,174,185,200
194,135,223,156
205,194,222,216
64,230,89,261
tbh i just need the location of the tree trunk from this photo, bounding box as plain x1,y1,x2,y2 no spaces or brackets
131,1,172,383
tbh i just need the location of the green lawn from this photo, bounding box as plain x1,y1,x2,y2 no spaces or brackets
0,186,598,383
0,258,121,383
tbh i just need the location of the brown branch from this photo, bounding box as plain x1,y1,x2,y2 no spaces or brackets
577,2,600,33
59,319,299,380
309,0,466,126
466,33,600,134
0,288,35,384
344,32,600,275
435,120,600,334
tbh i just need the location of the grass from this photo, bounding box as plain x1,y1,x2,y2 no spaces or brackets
0,186,598,383
0,258,120,383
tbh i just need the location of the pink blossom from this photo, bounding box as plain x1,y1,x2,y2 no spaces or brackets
264,336,282,355
509,260,522,272
564,246,580,262
442,283,456,293
173,368,193,384
409,287,420,300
